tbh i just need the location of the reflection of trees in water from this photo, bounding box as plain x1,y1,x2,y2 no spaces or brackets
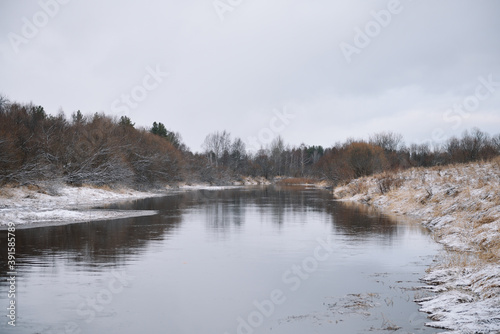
0,197,185,277
179,186,404,238
204,198,246,234
192,186,405,240
0,186,411,277
195,186,410,239
327,201,403,237
201,187,310,230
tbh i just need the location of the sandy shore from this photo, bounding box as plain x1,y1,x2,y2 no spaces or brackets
334,160,500,333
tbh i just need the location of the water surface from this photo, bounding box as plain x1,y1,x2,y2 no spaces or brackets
0,186,440,333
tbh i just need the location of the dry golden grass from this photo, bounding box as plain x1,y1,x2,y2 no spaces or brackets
349,179,369,195
0,187,13,198
374,172,404,194
478,251,500,264
1,183,42,197
491,155,500,167
431,251,481,270
473,216,497,228
26,184,41,191
336,160,500,266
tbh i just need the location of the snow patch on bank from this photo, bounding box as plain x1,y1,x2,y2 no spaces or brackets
0,184,165,228
0,181,273,228
334,160,500,333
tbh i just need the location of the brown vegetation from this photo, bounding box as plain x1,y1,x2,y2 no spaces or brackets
0,103,182,187
1,97,499,189
334,161,500,261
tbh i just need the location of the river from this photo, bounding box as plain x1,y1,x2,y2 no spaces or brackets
0,186,441,333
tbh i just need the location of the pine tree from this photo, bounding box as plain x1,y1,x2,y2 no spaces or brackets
119,116,135,128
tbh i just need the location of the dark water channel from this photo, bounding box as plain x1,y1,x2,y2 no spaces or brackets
0,186,441,333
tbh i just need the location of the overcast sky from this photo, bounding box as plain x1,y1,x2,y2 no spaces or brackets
1,0,499,152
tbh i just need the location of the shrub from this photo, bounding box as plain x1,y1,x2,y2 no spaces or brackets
376,173,403,194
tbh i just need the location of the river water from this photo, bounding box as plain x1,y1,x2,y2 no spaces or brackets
0,186,441,333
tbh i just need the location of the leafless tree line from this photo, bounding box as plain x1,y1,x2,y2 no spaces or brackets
315,129,500,183
1,97,499,188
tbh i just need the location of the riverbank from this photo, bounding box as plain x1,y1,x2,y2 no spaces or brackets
0,183,167,229
0,176,275,229
333,159,500,333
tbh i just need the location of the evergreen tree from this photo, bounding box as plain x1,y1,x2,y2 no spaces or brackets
151,122,159,135
157,122,168,137
119,116,135,128
150,121,182,149
151,122,167,137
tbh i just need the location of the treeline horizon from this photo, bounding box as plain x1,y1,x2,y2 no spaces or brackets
0,98,499,188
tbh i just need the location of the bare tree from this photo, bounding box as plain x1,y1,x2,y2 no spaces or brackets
347,142,387,177
492,134,500,154
369,132,403,152
202,130,231,168
253,148,272,179
445,128,492,163
230,137,246,173
0,94,9,113
461,128,488,162
270,136,285,176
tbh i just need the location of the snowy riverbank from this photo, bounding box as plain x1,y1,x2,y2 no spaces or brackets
0,176,273,229
334,160,500,333
0,183,169,229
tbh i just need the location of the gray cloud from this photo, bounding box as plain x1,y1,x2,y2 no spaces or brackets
1,0,499,151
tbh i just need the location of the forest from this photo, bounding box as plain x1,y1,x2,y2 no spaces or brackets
1,97,499,188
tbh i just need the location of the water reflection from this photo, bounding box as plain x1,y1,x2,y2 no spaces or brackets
0,186,419,277
0,186,439,334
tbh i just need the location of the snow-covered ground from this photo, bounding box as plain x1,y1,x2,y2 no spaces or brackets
334,160,500,333
0,183,167,229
